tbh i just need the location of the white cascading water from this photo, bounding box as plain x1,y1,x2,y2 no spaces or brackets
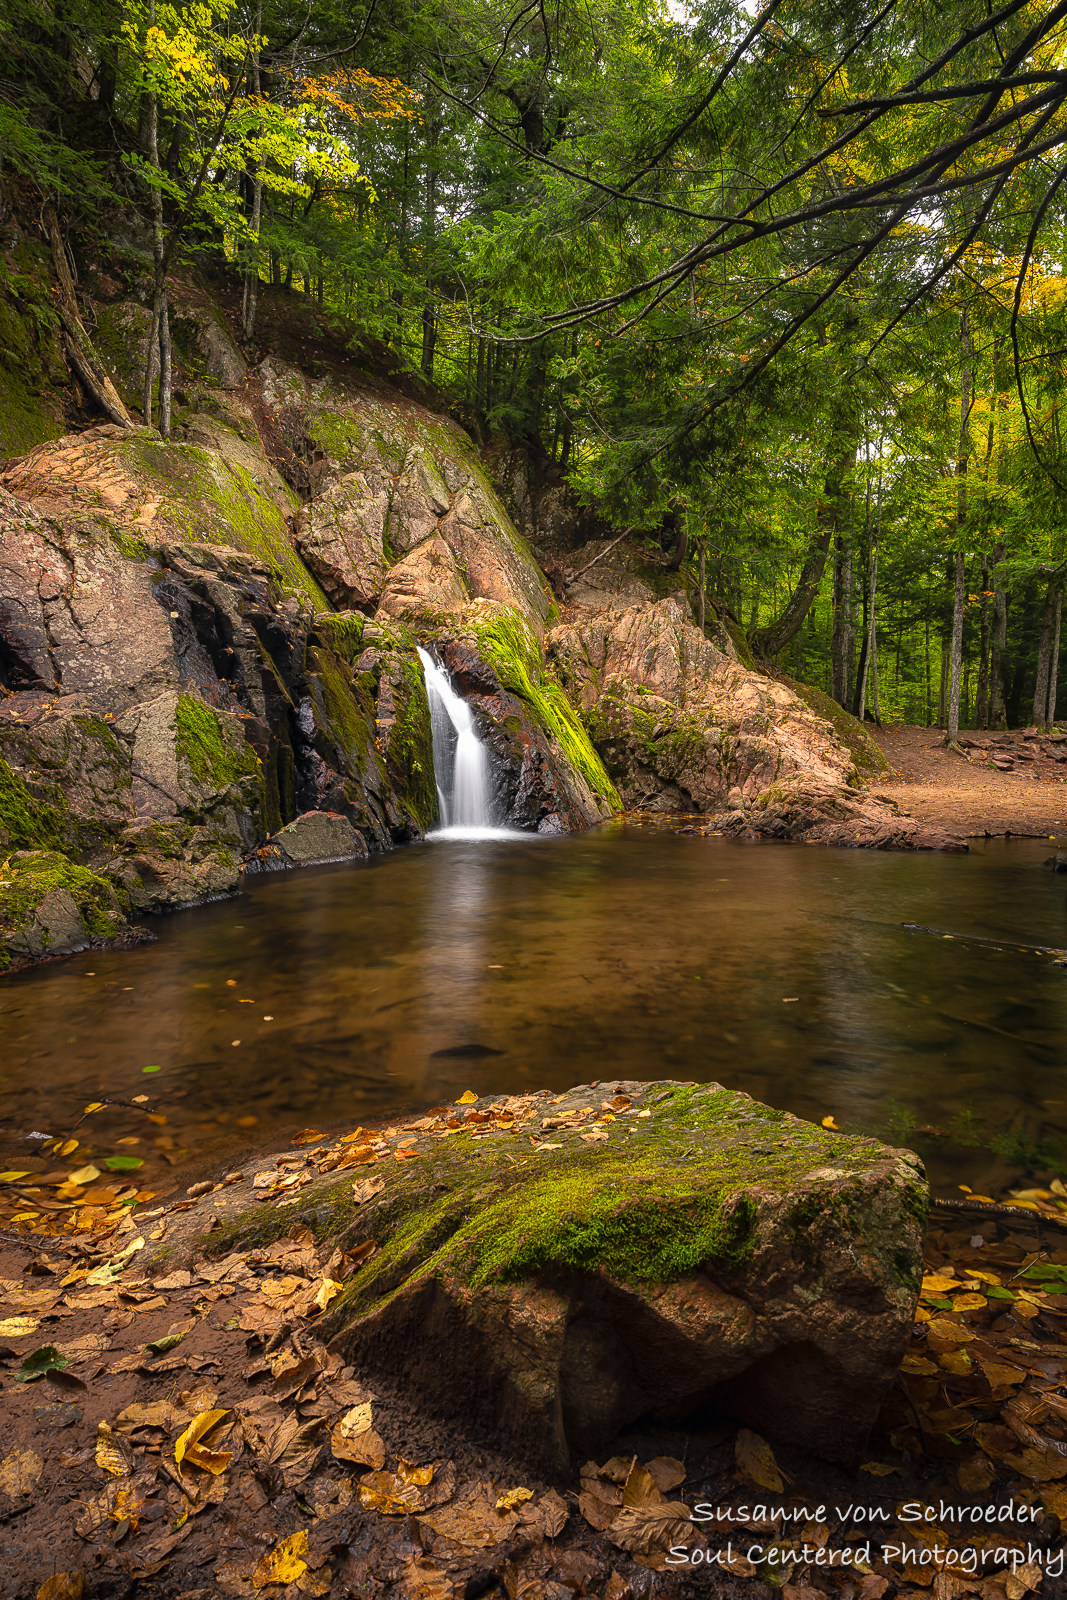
417,647,495,832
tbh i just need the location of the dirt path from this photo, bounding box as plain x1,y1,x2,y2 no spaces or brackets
870,724,1067,841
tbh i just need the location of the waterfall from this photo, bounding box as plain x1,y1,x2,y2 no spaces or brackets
417,647,495,831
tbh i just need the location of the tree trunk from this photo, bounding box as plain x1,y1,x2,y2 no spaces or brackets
946,308,971,744
751,404,857,660
1033,582,1056,729
990,544,1008,728
976,552,990,728
241,2,264,347
854,475,880,723
698,545,706,631
1048,589,1062,726
831,529,854,708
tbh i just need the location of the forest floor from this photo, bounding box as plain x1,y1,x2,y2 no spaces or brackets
1,1199,1066,1600
870,726,1067,841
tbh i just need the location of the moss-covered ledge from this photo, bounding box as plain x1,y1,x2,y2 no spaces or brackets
191,1079,925,1473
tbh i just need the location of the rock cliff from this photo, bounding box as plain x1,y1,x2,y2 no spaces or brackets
0,257,952,968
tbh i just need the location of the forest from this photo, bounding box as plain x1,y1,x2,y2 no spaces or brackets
2,0,1067,733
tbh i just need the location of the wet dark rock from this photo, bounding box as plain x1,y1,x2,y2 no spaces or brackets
435,639,604,833
1044,853,1067,872
250,809,368,870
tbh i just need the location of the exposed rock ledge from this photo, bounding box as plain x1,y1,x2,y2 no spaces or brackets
208,1079,927,1473
549,600,965,850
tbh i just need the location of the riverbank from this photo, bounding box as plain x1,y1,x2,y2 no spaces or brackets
871,726,1066,840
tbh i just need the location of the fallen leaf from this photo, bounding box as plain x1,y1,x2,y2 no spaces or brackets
958,1455,996,1492
496,1487,534,1511
397,1556,454,1600
175,1408,231,1476
900,1354,938,1375
15,1344,69,1383
623,1463,666,1508
252,1528,309,1588
735,1428,783,1492
359,1468,424,1516
821,1115,839,1129
926,1319,972,1344
456,1091,478,1104
0,1315,39,1336
67,1165,101,1185
0,1446,43,1497
95,1421,132,1476
607,1502,702,1570
860,1463,897,1477
103,1156,143,1171
352,1176,386,1205
37,1574,87,1600
643,1456,687,1493
291,1129,324,1145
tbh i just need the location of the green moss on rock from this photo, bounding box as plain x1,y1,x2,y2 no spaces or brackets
0,850,128,969
174,696,261,792
464,608,621,811
780,674,888,779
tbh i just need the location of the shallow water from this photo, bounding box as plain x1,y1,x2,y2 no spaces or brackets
1,825,1065,1196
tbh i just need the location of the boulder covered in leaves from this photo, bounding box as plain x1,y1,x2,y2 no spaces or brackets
283,1080,929,1472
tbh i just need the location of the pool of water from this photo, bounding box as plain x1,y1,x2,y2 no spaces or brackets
1,824,1065,1198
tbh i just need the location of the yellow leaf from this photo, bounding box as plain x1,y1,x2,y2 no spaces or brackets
0,1316,39,1336
37,1575,87,1600
83,1103,105,1115
314,1277,343,1313
860,1463,896,1477
341,1127,367,1144
900,1354,938,1375
291,1129,324,1145
175,1408,230,1475
68,1165,101,1185
398,1459,434,1486
95,1421,130,1477
735,1428,783,1492
496,1487,534,1511
252,1528,309,1588
0,1446,43,1497
921,1274,959,1293
0,1171,32,1182
938,1348,972,1375
926,1319,971,1344
980,1359,1025,1388
456,1091,478,1104
951,1293,987,1311
821,1115,839,1130
57,1140,78,1157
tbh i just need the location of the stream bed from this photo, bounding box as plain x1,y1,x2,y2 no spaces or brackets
1,823,1065,1199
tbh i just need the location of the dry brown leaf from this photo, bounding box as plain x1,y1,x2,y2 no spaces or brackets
0,1316,39,1337
957,1455,996,1492
0,1446,43,1498
622,1463,666,1508
1002,1447,1067,1483
579,1491,620,1531
331,1404,385,1469
352,1176,386,1205
607,1502,701,1570
397,1556,454,1600
531,1486,568,1537
358,1469,425,1517
644,1457,686,1493
735,1427,783,1493
1005,1564,1043,1599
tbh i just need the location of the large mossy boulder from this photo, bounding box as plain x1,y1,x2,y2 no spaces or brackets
282,1080,928,1473
0,850,129,969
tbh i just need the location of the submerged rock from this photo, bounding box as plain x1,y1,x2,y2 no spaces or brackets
292,1079,927,1472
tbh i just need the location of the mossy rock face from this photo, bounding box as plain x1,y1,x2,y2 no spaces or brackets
231,1079,924,1472
0,849,129,969
0,246,67,460
779,674,889,780
433,604,619,829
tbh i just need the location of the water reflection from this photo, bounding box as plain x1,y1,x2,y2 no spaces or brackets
0,828,1064,1194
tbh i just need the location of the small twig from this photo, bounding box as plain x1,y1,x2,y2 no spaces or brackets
932,1196,1067,1231
563,527,635,587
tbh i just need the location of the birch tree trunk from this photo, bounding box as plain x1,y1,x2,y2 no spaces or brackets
976,552,990,728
